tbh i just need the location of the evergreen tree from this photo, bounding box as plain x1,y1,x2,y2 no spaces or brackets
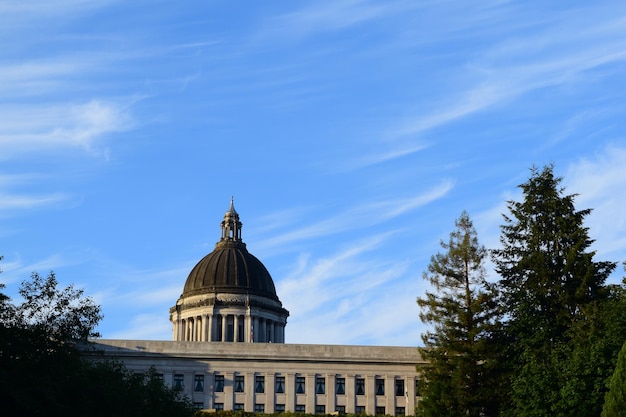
602,340,626,417
417,211,500,417
492,165,616,417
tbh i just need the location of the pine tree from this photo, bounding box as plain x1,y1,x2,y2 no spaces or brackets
417,211,500,417
602,340,626,417
492,165,616,417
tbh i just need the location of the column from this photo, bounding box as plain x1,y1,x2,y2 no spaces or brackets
346,374,355,414
253,317,259,343
266,373,276,412
305,373,315,413
224,372,234,411
221,314,227,342
201,315,208,341
286,373,296,412
366,375,375,415
208,313,214,342
244,371,254,411
234,315,240,343
327,374,336,413
386,375,395,415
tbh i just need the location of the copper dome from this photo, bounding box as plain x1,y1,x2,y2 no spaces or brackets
182,240,279,300
181,199,279,301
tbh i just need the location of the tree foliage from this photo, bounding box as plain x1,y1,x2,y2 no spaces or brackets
602,339,626,417
490,165,617,417
417,211,501,417
0,268,194,417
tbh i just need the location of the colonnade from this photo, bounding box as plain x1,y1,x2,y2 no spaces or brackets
174,312,286,343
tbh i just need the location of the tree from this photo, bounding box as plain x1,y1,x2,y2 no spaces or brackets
0,268,194,417
602,340,626,417
492,165,616,417
417,211,501,417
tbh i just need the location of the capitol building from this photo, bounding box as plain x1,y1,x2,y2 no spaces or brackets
94,200,424,414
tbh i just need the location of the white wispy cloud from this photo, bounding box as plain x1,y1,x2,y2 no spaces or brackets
0,100,133,157
257,180,454,254
397,7,626,137
277,232,421,345
566,144,626,264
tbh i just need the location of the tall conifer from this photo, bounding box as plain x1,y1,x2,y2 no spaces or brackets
417,211,500,417
492,165,615,417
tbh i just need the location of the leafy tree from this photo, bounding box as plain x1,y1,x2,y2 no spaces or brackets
491,165,616,417
602,339,626,417
0,268,194,417
417,211,501,417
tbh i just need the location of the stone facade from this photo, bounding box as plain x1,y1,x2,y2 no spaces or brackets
92,340,425,414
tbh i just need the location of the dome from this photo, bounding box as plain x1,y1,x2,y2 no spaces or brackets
170,198,288,343
181,198,279,301
182,240,279,301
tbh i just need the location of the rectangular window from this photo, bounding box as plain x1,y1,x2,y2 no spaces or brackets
234,404,244,411
214,375,224,392
194,374,205,392
174,374,184,390
395,379,405,397
156,373,164,383
336,406,346,414
355,406,366,414
336,377,345,395
255,375,265,393
214,403,224,411
254,404,265,413
295,405,306,413
315,376,325,394
235,375,245,392
395,407,405,416
355,378,365,395
296,376,305,394
376,406,386,415
193,402,204,410
275,404,285,413
415,378,421,397
315,405,326,414
375,378,384,395
275,376,285,393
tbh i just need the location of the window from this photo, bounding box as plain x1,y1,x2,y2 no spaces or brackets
355,406,366,414
235,375,245,392
194,375,205,392
156,373,164,383
214,375,224,392
295,405,306,413
375,378,384,395
174,374,184,390
415,378,421,397
335,406,345,414
275,404,285,413
255,404,265,413
355,378,365,395
193,402,204,410
296,376,305,394
336,377,345,395
395,379,405,397
395,407,405,416
255,375,265,393
375,406,386,415
275,376,285,393
315,405,326,414
315,376,325,394
234,404,244,411
214,403,224,411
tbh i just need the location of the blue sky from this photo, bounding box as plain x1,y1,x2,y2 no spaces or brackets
1,0,626,346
